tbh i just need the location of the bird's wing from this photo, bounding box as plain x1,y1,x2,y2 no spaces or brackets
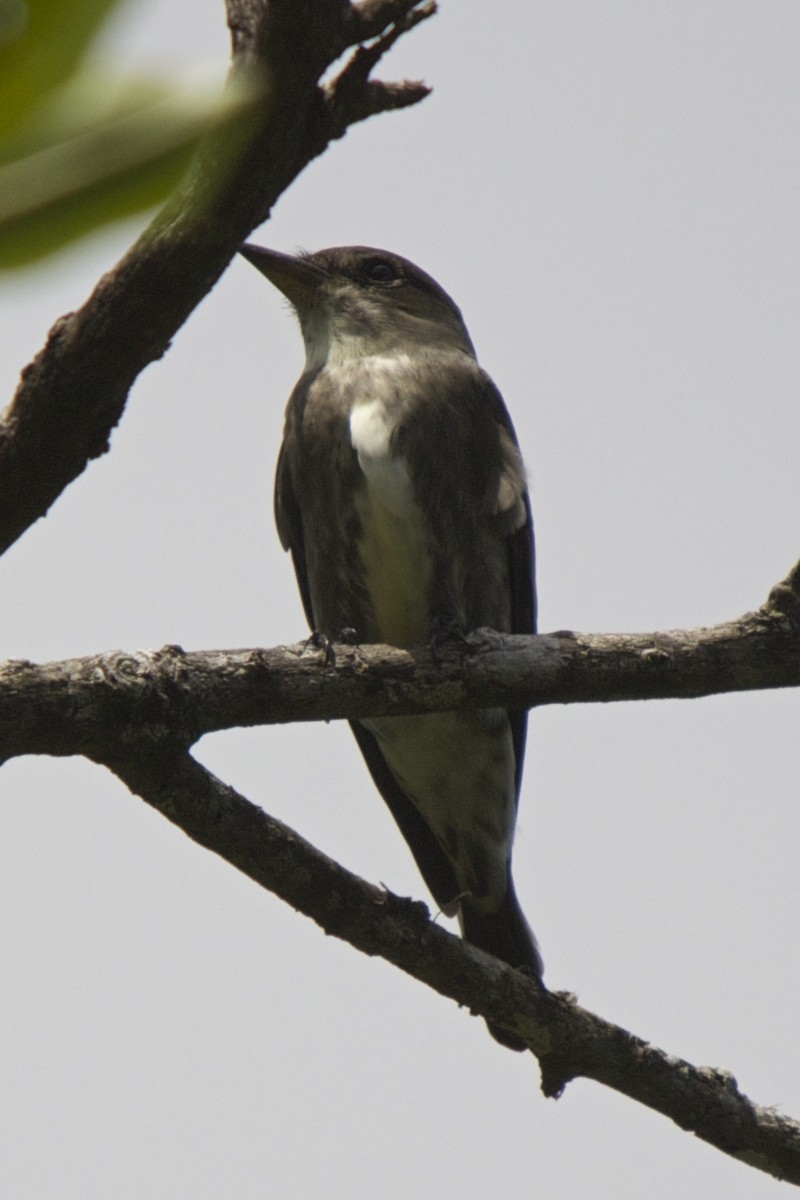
274,423,316,631
480,374,537,800
355,371,535,906
507,510,533,800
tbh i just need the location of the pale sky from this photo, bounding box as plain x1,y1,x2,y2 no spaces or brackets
1,2,799,1197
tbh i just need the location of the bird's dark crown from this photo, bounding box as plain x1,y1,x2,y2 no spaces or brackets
297,246,474,355
302,246,455,305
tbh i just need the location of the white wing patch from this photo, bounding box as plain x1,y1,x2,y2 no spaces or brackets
348,365,432,645
349,395,415,515
494,426,528,531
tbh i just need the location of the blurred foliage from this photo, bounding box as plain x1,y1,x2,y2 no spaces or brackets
0,0,261,268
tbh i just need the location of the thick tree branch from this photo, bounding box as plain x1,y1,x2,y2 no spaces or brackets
101,748,800,1186
0,0,435,556
1,560,798,764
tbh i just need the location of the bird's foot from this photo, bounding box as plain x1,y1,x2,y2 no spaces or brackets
428,617,472,665
304,627,360,665
304,630,336,666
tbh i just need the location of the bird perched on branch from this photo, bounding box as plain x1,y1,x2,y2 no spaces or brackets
241,242,542,1048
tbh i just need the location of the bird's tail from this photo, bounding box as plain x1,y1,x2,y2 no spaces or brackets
459,875,543,1051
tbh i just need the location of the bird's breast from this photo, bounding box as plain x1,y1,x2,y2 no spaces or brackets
347,372,433,646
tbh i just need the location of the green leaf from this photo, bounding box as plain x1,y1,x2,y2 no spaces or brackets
0,0,123,139
0,73,264,268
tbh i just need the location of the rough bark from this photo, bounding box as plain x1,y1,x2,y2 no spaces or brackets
99,751,800,1186
1,562,800,1183
0,0,434,554
1,559,798,762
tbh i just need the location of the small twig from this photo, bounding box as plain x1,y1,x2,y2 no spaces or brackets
325,2,435,130
340,0,437,85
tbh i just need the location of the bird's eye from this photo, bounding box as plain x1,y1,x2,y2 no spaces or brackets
366,260,398,284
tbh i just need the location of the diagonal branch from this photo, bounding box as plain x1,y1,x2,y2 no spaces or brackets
103,747,800,1186
0,0,436,557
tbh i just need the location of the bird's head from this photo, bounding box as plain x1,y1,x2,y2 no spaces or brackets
239,244,475,370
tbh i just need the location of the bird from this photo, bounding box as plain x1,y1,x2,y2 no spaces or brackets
240,242,543,1048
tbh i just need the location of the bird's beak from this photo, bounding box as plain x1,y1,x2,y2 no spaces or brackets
239,244,327,307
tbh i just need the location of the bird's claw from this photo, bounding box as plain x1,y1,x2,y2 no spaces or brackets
305,630,336,666
428,617,472,665
304,626,360,665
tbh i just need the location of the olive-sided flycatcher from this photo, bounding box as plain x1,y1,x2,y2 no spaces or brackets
241,243,542,1048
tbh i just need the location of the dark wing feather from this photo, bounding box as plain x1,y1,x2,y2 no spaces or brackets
275,440,315,629
507,489,536,800
484,371,537,803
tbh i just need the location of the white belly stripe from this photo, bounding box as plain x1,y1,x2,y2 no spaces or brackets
348,376,432,646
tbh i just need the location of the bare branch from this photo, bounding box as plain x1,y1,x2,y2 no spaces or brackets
326,6,434,131
0,0,435,556
1,560,798,764
326,0,435,130
347,0,437,41
102,748,800,1186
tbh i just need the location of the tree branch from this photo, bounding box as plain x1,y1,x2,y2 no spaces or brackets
0,0,435,556
1,559,798,764
0,559,796,1184
101,748,800,1186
